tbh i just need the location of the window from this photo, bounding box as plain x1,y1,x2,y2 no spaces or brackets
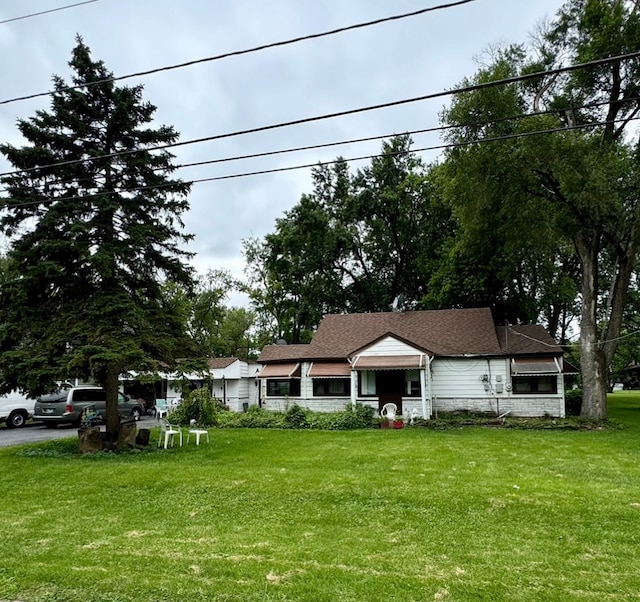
358,371,376,396
266,379,301,397
512,376,557,394
72,388,105,403
313,378,351,397
405,370,421,396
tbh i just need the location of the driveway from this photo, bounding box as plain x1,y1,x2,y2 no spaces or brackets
0,414,157,448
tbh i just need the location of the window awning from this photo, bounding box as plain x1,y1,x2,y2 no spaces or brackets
307,362,351,378
511,357,560,376
258,363,301,378
351,355,425,370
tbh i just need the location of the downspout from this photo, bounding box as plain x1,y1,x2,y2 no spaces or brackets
427,356,433,418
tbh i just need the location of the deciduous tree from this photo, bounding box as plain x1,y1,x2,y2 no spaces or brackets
440,0,640,419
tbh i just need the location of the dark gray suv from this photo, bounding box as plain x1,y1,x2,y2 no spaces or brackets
34,386,143,428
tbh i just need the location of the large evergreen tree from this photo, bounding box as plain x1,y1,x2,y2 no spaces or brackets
0,38,196,439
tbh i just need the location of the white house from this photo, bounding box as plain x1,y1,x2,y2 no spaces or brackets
121,357,261,412
257,308,574,419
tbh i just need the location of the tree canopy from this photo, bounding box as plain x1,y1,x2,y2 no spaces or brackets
243,0,640,421
242,135,455,343
438,0,640,419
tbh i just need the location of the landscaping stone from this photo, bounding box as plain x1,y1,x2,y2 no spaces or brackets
78,426,102,453
115,422,137,450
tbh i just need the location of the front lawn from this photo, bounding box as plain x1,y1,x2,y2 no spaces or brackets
1,394,640,601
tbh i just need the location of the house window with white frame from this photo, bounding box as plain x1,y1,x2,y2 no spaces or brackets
266,379,301,397
405,370,421,396
313,378,351,397
512,375,557,394
358,371,376,396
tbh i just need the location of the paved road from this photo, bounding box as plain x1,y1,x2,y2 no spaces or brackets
0,414,157,448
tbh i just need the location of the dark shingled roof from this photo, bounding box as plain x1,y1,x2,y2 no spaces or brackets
495,325,562,355
310,308,501,358
207,357,239,369
258,344,313,363
257,309,563,364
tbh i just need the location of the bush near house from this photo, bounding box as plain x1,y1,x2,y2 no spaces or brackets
565,388,583,416
169,389,226,427
216,403,379,431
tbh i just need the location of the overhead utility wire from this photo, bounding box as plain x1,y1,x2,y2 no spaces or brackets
152,117,640,185
2,50,639,180
94,95,640,171
2,94,632,196
0,0,477,106
0,0,101,25
7,116,637,209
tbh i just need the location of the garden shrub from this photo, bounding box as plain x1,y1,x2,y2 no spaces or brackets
284,404,309,429
565,388,583,416
214,404,378,430
218,406,286,429
332,403,377,430
305,404,377,430
170,388,225,427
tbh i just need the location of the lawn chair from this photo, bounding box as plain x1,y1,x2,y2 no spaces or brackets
186,418,210,446
381,403,397,422
154,399,169,420
158,418,182,449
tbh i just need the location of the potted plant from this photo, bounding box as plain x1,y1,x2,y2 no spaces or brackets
380,416,390,429
393,416,404,429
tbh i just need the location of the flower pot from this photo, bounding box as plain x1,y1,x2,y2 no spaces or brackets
380,421,390,429
393,420,404,429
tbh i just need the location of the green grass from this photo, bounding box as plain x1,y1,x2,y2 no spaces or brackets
2,395,640,601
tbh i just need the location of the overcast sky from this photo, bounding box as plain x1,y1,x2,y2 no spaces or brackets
0,0,566,303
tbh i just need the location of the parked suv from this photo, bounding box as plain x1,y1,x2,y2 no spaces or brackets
0,391,35,428
34,386,143,428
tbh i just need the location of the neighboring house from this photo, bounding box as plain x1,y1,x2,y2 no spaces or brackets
257,308,573,419
121,357,261,412
207,357,261,412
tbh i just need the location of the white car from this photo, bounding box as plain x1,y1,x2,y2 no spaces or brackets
0,391,35,428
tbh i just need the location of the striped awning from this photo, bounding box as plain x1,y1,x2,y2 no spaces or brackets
307,362,351,378
351,355,425,370
511,357,560,376
258,363,301,378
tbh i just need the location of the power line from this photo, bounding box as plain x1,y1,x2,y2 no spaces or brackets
98,95,640,171
5,116,637,209
2,50,639,180
2,94,634,196
136,117,640,186
0,0,101,25
0,0,478,106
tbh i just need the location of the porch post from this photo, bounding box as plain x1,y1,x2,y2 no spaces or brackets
350,369,357,408
421,355,431,419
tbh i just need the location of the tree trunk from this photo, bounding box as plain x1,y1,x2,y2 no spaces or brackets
577,237,608,420
104,364,121,441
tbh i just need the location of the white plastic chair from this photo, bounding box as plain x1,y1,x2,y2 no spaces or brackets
187,419,210,446
381,403,397,422
155,399,169,419
158,418,182,449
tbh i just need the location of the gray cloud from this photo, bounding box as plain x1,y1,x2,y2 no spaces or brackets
0,0,565,297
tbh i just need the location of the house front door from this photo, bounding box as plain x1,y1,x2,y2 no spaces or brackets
377,370,404,414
